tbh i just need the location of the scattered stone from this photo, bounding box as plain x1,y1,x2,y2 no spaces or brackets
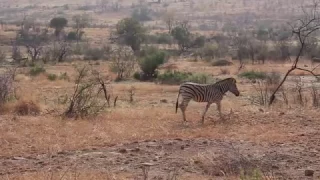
119,148,127,154
12,157,26,161
57,151,67,155
131,147,140,152
203,141,208,144
259,108,264,112
194,160,201,164
160,99,168,103
305,169,314,177
174,138,183,141
181,145,185,150
279,112,285,116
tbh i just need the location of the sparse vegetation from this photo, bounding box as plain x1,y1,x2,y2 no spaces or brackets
47,73,57,81
212,59,233,66
1,0,320,179
157,71,212,85
239,71,267,80
63,67,109,119
137,47,167,80
29,66,46,76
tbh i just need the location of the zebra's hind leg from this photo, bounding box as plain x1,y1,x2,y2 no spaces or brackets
201,102,212,124
179,99,190,122
216,101,225,120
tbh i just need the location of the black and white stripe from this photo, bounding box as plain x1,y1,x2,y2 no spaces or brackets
175,78,240,123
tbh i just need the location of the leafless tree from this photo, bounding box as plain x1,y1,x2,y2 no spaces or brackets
64,66,109,119
269,0,320,105
26,43,42,62
72,14,90,44
53,40,71,62
162,9,176,33
110,46,136,81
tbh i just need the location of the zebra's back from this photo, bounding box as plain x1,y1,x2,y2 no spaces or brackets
179,82,222,102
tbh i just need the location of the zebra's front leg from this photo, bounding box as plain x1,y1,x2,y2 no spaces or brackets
216,101,224,120
201,102,212,124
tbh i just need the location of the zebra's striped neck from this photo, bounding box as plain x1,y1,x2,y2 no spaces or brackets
211,80,232,94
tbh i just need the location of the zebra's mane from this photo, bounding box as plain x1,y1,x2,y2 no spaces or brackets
214,78,236,85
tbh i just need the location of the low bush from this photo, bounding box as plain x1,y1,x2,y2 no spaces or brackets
138,47,167,80
14,100,40,116
29,66,46,76
59,72,70,81
212,59,233,66
47,73,57,81
157,71,212,85
239,71,267,80
84,47,105,60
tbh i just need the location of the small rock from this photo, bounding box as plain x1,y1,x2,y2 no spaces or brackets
160,99,168,103
279,112,285,116
181,145,185,150
203,141,208,144
119,148,127,154
194,160,201,164
259,108,264,112
305,169,314,176
131,147,140,152
174,138,183,141
300,133,305,136
12,157,26,160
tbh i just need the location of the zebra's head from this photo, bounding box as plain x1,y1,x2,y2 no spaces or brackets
227,78,240,96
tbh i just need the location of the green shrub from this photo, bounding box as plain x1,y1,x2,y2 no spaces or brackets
239,71,267,80
29,66,46,76
47,73,57,81
139,47,167,80
84,47,105,60
67,31,77,41
59,72,70,81
133,71,141,80
157,33,173,44
157,71,212,85
212,59,233,66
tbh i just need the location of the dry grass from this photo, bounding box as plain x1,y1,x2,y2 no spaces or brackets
0,61,318,158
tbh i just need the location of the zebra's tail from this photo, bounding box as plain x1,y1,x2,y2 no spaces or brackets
175,91,180,113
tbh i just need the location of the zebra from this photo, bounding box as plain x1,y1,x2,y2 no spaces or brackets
175,77,240,124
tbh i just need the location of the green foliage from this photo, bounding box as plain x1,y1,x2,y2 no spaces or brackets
49,17,68,36
171,26,191,51
192,35,206,48
29,66,46,76
198,44,219,60
47,73,57,81
133,71,141,80
145,33,173,45
157,71,212,85
240,168,264,180
239,71,267,80
59,72,70,81
158,33,173,44
212,59,233,66
116,18,146,52
67,31,78,40
138,47,167,80
84,47,105,60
